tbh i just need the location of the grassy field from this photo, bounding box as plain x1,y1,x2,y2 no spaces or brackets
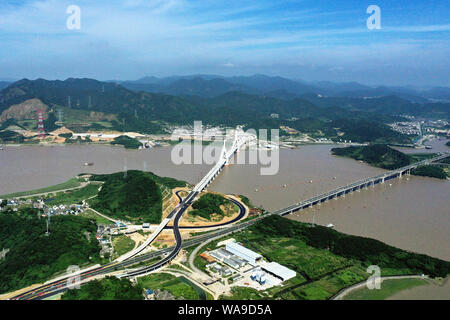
1,178,81,198
217,234,366,300
221,287,269,300
45,184,99,205
80,209,113,225
279,266,369,300
343,278,429,300
211,215,449,300
137,273,199,300
409,153,437,162
189,193,236,221
112,235,135,257
244,237,350,279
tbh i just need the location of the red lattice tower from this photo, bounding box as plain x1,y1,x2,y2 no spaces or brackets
36,108,46,139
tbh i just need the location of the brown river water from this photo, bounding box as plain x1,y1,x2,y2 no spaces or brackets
0,139,449,298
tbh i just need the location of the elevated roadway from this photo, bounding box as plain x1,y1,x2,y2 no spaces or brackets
10,150,448,299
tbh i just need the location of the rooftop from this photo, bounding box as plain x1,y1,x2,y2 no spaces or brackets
261,262,296,281
226,242,262,260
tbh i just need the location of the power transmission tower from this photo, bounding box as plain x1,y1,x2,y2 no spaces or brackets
57,109,63,122
45,213,51,236
68,96,71,108
88,96,92,108
36,109,46,139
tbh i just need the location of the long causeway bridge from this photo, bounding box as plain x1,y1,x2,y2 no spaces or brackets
271,152,450,217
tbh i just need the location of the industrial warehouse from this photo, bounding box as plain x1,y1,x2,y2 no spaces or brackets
201,239,296,290
225,241,263,265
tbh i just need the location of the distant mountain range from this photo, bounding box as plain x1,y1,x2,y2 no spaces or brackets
0,81,11,90
115,74,450,102
0,77,448,143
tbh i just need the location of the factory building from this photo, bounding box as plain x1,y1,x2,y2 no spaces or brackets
230,256,246,268
261,262,296,282
217,248,233,259
225,242,262,265
223,257,240,269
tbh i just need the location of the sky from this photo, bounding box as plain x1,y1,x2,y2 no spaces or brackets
0,0,449,86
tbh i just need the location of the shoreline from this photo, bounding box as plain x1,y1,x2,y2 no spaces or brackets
332,276,449,300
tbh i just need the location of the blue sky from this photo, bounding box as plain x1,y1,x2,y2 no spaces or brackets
0,0,449,86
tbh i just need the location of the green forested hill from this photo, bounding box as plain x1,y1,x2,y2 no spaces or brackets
0,78,425,143
329,119,411,144
219,215,449,300
0,130,25,143
89,170,186,223
61,276,143,300
332,145,448,178
190,193,228,220
331,144,412,169
0,208,101,294
110,135,142,149
302,94,450,119
252,216,449,278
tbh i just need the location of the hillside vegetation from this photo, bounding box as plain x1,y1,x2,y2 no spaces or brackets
331,144,411,170
0,130,25,143
218,215,449,300
89,171,186,223
0,78,424,144
0,208,101,294
253,216,449,278
190,193,228,220
411,165,448,179
111,135,142,149
332,144,448,178
61,276,143,300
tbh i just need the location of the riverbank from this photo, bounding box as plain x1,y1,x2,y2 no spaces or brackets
333,275,428,300
2,142,449,265
334,276,449,300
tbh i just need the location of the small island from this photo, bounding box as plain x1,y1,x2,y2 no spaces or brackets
331,144,448,179
110,135,142,149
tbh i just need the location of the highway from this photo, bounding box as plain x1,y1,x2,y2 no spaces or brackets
10,149,448,300
9,191,250,300
10,130,252,300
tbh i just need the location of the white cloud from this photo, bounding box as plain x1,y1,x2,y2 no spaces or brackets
0,0,448,85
